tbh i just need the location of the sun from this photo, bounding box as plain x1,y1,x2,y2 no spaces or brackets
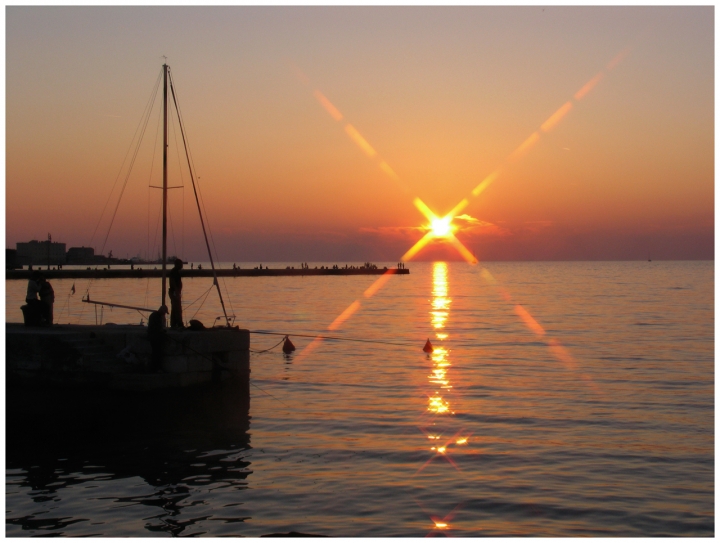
430,217,453,237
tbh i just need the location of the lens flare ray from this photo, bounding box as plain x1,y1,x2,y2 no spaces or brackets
291,46,630,363
399,46,630,264
293,269,397,363
480,267,601,395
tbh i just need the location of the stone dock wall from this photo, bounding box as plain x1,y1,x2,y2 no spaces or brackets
6,324,250,392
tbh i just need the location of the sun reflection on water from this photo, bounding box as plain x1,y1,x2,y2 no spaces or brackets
428,262,453,415
412,263,478,535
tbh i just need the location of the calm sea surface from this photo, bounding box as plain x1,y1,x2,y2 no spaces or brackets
5,261,714,536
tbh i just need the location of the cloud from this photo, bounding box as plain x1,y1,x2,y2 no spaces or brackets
454,214,481,224
454,215,510,237
358,225,425,236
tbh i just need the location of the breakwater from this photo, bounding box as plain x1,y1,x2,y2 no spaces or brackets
6,267,409,280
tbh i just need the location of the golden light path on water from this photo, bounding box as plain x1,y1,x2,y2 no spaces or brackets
414,262,472,535
411,263,600,534
428,262,452,415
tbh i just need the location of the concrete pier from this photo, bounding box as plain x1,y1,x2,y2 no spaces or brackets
6,323,250,392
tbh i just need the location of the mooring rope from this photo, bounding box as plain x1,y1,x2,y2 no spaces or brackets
248,330,420,349
249,336,287,354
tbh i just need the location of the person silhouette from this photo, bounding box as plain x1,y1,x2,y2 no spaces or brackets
168,259,184,328
38,277,55,326
24,271,44,325
147,305,168,372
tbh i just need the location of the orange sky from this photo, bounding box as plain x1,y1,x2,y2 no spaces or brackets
5,6,714,261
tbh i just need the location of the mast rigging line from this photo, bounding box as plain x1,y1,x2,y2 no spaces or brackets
147,97,163,265
73,64,234,328
98,71,163,262
167,67,232,326
168,105,188,259
78,70,164,322
165,67,236,321
187,284,216,322
168,66,235,318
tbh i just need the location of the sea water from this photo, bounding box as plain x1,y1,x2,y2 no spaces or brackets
5,261,714,536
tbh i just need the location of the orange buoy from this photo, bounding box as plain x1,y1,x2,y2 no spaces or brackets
283,336,296,354
423,338,434,353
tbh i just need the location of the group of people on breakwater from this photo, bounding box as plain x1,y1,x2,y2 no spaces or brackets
26,263,63,271
14,262,406,274
291,262,393,270
233,262,395,271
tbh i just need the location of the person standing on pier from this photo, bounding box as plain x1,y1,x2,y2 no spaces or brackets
24,271,44,325
148,305,168,372
168,258,184,328
38,277,55,326
26,271,41,303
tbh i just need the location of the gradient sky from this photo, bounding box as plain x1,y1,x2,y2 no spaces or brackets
5,6,714,262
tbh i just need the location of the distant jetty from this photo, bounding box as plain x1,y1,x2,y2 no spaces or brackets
6,267,410,280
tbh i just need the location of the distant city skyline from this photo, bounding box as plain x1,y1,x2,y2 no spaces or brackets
6,6,713,262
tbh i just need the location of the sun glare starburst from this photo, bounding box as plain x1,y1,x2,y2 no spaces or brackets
293,46,630,368
430,217,453,237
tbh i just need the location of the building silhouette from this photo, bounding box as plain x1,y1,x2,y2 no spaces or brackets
16,236,66,267
66,246,95,264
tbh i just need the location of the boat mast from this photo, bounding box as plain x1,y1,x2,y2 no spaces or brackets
82,64,233,326
161,63,168,308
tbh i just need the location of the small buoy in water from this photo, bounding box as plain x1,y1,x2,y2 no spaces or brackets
283,336,296,354
423,338,434,353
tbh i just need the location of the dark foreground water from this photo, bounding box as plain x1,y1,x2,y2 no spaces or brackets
5,261,714,536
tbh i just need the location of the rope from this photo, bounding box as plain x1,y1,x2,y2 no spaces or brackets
147,91,163,265
167,68,233,325
90,69,162,254
250,336,286,354
167,68,236,322
79,69,163,320
248,330,420,349
143,276,152,320
185,284,215,310
97,73,161,260
188,286,215,322
248,380,290,409
168,112,186,257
